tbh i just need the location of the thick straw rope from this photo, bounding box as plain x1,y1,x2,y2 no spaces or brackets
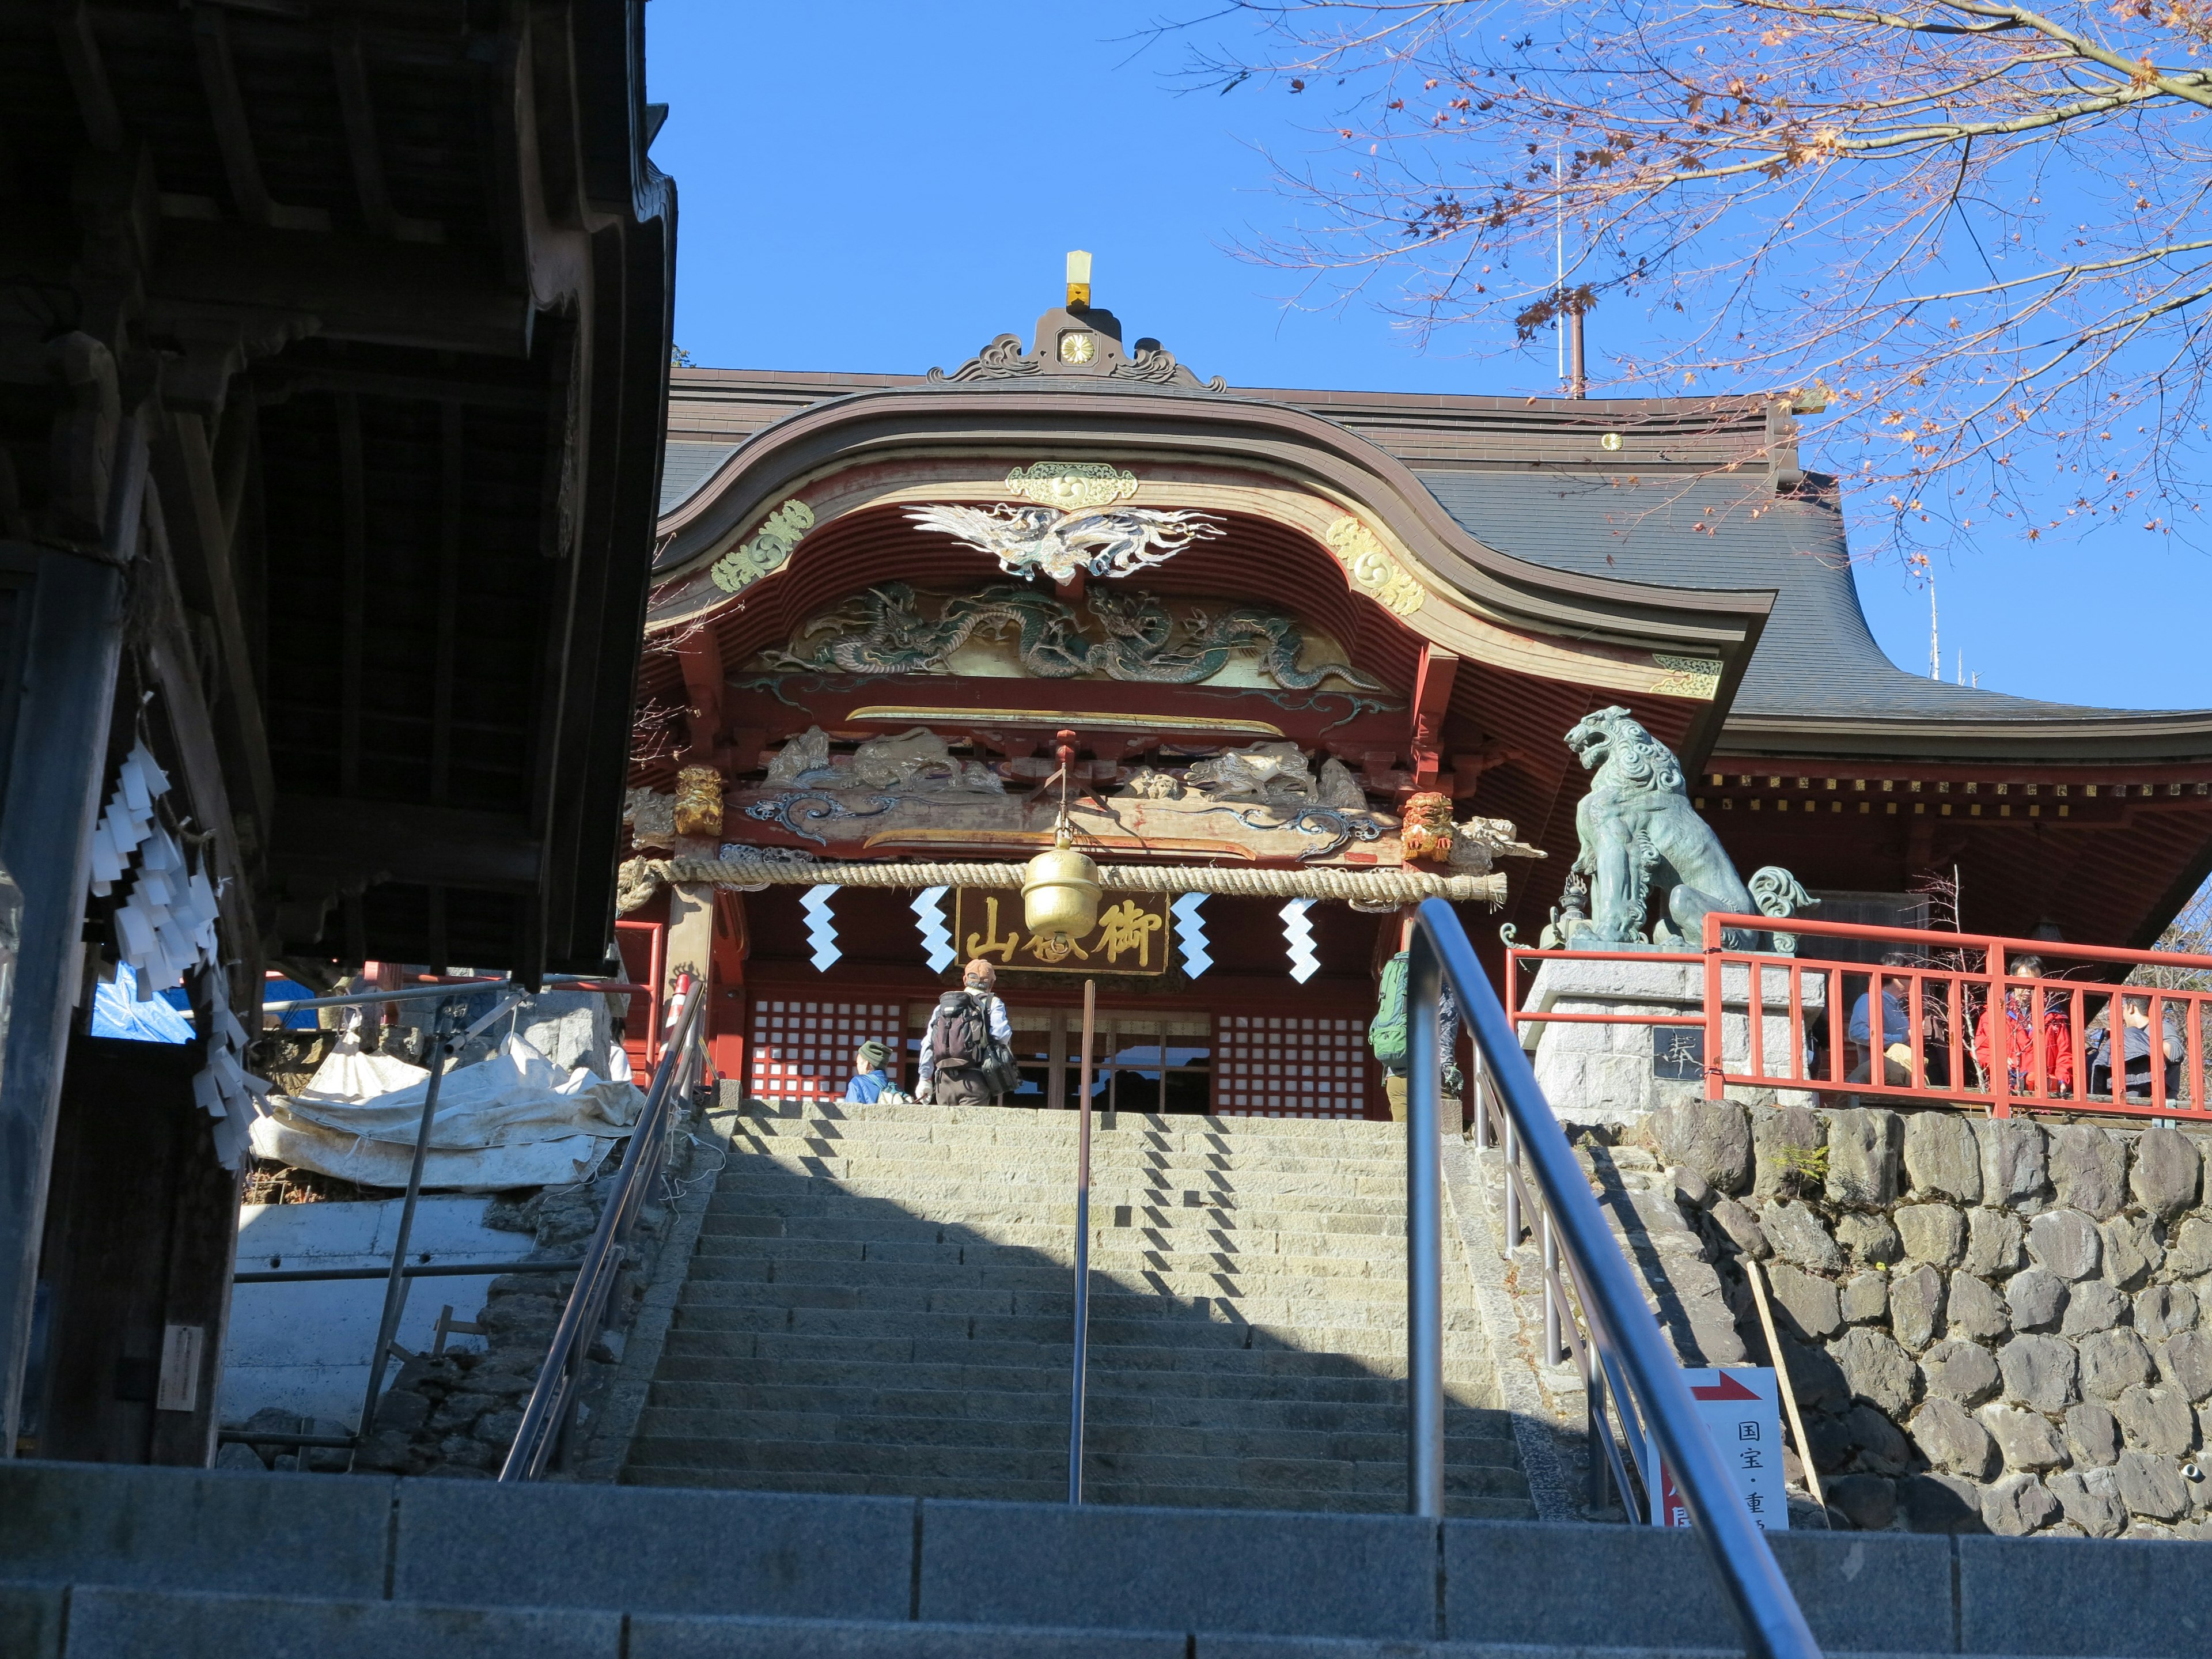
618,853,1505,914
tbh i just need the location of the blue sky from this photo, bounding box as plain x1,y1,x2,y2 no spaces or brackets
646,1,2210,713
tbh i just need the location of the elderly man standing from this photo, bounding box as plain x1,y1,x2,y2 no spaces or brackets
919,958,1014,1105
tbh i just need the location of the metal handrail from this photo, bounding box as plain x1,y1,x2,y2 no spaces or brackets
1406,899,1819,1659
499,972,710,1481
1067,979,1097,1503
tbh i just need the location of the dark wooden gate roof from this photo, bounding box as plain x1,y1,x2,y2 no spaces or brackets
0,0,675,976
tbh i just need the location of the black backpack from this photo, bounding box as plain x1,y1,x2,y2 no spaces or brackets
930,990,1020,1095
930,990,987,1070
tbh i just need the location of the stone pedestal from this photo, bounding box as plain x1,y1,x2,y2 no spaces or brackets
1519,956,1823,1127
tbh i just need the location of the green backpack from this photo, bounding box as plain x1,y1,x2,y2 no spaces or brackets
1370,950,1463,1090
1370,952,1411,1071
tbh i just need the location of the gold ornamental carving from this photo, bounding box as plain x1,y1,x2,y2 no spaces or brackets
710,498,816,594
1002,460,1139,511
1322,517,1426,618
1648,654,1722,700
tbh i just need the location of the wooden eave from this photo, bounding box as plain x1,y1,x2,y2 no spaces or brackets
650,384,1778,696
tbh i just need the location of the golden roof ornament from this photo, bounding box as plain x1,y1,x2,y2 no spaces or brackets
926,253,1228,392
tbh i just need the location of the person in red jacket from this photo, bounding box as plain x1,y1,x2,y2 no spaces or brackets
1972,954,2074,1100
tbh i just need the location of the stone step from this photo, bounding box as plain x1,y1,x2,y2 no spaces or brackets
664,1331,1502,1391
5,1458,2032,1656
684,1250,1414,1290
720,1137,1409,1166
622,1432,1530,1499
736,1102,1403,1138
714,1173,1413,1209
630,1406,1525,1473
703,1191,1410,1226
613,1463,1540,1521
630,1104,1516,1517
727,1141,1418,1178
647,1354,1502,1408
698,1210,1415,1251
665,1305,1481,1349
673,1283,1450,1329
644,1377,1512,1429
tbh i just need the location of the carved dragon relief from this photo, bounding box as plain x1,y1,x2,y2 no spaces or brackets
759,582,1388,694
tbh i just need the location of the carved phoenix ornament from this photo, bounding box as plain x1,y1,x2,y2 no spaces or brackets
904,501,1225,584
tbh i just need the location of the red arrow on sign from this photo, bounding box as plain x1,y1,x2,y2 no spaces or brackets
1690,1372,1761,1402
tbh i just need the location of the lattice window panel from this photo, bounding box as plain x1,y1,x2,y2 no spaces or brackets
1214,1015,1368,1119
748,999,903,1102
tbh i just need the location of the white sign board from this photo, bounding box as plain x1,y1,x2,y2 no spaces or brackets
1656,1366,1786,1531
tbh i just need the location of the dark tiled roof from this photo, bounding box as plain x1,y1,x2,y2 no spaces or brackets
1416,471,2130,722
661,440,740,514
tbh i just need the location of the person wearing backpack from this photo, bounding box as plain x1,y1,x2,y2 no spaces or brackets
1372,945,1461,1122
919,958,1017,1105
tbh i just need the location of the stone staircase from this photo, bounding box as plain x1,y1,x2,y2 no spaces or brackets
620,1099,1535,1518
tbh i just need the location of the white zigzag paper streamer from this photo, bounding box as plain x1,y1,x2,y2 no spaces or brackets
802,884,842,971
1172,892,1211,978
912,885,954,973
1280,897,1319,984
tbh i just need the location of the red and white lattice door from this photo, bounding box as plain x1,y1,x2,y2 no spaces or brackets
1214,1015,1368,1119
748,999,903,1103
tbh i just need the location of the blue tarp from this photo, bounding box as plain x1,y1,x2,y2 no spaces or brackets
90,963,195,1044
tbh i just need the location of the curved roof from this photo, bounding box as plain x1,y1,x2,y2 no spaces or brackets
655,363,2212,764
1414,471,2114,722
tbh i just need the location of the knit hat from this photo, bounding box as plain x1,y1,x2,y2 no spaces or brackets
855,1037,892,1069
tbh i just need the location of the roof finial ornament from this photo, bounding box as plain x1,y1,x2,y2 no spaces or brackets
926,253,1228,391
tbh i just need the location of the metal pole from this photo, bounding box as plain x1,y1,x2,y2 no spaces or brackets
1503,1112,1520,1254
1069,978,1096,1505
1542,1211,1560,1363
1405,932,1445,1520
1586,1354,1611,1511
1471,1046,1489,1150
353,998,458,1448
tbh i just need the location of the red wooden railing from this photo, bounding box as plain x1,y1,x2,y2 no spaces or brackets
1696,913,2212,1121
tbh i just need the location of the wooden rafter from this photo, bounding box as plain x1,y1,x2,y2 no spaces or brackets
190,4,329,233
151,410,276,828
431,400,463,805
51,2,122,153
328,18,442,244
336,390,365,797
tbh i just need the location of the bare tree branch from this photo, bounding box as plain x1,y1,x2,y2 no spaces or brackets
1175,0,2212,551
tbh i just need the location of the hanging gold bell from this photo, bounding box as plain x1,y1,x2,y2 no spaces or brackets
1022,832,1100,944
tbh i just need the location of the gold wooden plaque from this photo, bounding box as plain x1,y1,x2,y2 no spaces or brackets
952,889,1172,976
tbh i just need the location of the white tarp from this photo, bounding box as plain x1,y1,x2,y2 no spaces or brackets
248,1032,647,1191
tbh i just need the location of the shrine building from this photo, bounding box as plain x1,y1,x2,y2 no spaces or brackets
619,263,2212,1121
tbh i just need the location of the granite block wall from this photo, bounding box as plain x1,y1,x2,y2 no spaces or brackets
1648,1098,2212,1537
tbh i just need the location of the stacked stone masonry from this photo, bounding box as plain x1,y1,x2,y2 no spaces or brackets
1646,1096,2212,1537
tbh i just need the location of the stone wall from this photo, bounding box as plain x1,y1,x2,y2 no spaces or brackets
1649,1097,2212,1538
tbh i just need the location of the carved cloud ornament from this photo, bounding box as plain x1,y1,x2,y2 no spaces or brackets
1648,653,1722,699
1322,517,1426,618
904,500,1225,584
1001,461,1138,510
710,498,815,595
